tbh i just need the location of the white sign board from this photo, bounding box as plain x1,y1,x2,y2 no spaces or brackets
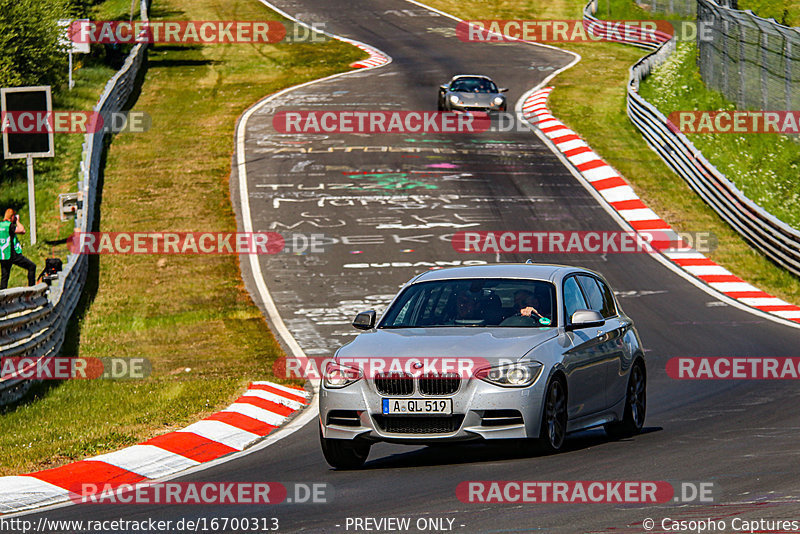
57,19,91,54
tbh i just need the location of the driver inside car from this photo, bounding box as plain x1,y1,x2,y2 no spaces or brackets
514,289,544,318
454,291,481,320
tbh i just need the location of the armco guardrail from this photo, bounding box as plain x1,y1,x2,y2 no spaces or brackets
0,1,151,406
580,0,800,278
634,0,737,17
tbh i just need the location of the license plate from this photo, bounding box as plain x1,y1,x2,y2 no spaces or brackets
382,398,452,415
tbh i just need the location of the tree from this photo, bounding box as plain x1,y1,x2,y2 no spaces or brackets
0,0,74,88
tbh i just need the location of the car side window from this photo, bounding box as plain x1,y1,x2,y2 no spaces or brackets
563,277,588,323
386,291,417,326
577,276,604,315
597,278,617,318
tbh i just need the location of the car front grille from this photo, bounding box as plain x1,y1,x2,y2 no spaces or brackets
373,372,460,396
418,372,460,395
373,415,465,434
374,372,414,396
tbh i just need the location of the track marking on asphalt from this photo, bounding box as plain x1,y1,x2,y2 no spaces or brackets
233,0,396,438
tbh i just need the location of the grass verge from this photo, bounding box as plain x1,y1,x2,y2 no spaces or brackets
738,0,799,26
422,0,800,304
0,0,364,475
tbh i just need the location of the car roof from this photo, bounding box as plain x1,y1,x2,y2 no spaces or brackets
410,263,596,284
450,74,494,81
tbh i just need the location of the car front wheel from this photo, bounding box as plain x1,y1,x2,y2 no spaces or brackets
319,427,371,469
539,376,567,453
605,360,646,439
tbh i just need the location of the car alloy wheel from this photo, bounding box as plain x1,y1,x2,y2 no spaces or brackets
605,360,646,439
319,426,371,469
628,363,646,428
540,377,567,452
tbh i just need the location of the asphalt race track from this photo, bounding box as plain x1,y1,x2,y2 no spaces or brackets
20,0,800,532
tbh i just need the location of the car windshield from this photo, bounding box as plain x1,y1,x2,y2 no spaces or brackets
450,78,498,93
379,278,557,328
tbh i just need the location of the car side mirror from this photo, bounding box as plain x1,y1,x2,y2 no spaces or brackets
439,84,449,91
352,310,376,330
499,87,509,92
566,309,605,331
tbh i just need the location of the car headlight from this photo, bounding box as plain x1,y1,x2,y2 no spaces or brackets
323,361,362,389
475,362,543,387
492,96,505,106
449,95,461,105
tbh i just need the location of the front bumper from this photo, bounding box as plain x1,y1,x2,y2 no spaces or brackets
449,102,505,113
319,372,547,444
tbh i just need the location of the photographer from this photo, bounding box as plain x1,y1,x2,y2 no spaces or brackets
0,208,37,289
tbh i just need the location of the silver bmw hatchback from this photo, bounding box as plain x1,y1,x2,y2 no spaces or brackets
319,264,646,469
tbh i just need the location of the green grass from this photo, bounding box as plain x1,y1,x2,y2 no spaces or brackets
640,41,800,229
421,0,800,306
0,0,364,475
593,0,656,19
93,0,142,20
739,0,799,26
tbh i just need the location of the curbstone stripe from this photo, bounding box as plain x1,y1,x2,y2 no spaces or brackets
347,41,391,68
0,382,310,514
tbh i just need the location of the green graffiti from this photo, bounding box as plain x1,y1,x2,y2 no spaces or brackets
347,172,438,191
403,138,451,143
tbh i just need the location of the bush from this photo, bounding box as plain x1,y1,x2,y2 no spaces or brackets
0,0,80,88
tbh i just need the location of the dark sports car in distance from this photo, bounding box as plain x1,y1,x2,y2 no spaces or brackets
437,74,508,112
